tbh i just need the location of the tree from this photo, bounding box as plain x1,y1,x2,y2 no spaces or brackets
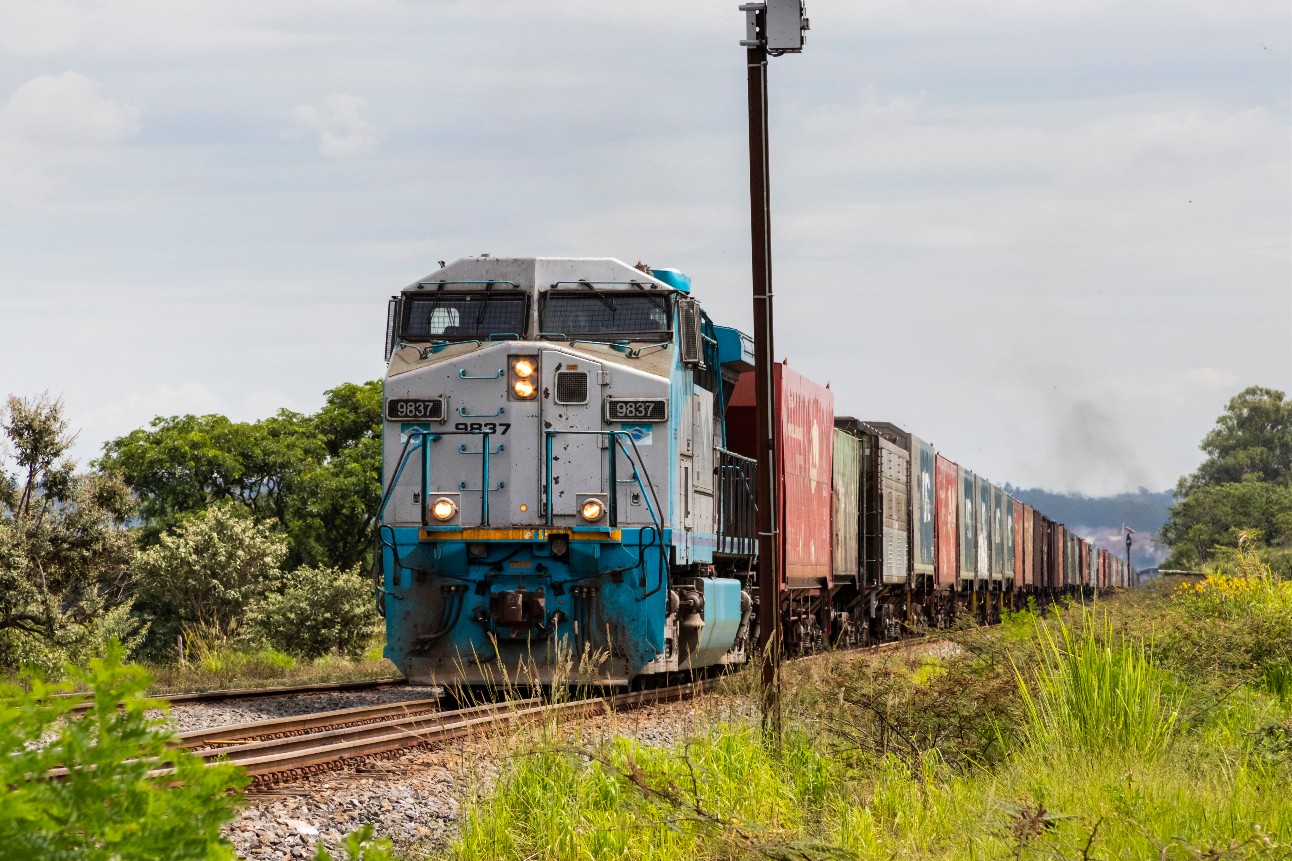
1179,386,1292,493
100,380,383,571
1162,385,1292,571
0,394,142,673
133,503,287,642
1160,482,1292,568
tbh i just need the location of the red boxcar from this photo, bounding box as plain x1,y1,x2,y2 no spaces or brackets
1020,504,1034,588
728,363,834,590
934,454,959,589
1012,498,1025,589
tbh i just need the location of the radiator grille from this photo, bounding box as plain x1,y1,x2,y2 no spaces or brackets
555,371,589,404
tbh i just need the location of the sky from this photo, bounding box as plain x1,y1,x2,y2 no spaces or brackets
0,0,1288,496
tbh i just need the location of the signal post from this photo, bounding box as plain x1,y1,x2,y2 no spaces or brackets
739,0,809,741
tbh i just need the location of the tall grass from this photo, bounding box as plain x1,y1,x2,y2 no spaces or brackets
1015,612,1179,758
450,725,839,861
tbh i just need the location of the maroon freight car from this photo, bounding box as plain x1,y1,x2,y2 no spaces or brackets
728,362,834,591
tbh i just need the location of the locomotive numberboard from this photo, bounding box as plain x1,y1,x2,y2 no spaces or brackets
604,398,668,423
386,398,445,422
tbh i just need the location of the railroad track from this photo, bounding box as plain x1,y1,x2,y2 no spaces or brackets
45,630,979,790
177,679,721,789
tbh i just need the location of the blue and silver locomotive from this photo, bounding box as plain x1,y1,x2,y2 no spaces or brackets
377,256,758,686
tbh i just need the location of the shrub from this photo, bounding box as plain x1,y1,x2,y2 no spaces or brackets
1165,539,1292,688
0,641,246,859
134,502,287,646
243,565,379,659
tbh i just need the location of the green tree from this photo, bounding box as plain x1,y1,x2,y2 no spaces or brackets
133,503,286,643
244,565,380,659
0,394,142,674
100,380,383,571
1163,385,1292,570
1160,481,1292,569
98,411,318,543
1179,386,1292,493
0,642,246,860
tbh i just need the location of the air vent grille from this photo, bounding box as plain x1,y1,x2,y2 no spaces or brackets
677,297,703,367
554,371,589,404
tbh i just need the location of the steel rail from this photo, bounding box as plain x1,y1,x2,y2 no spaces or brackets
177,695,461,748
189,678,724,787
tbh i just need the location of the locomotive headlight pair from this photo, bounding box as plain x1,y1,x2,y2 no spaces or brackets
510,356,538,400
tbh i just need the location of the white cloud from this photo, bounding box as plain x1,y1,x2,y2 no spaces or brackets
2,71,139,145
0,71,139,204
288,94,378,158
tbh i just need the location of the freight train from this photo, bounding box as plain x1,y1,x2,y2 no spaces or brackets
376,256,1130,687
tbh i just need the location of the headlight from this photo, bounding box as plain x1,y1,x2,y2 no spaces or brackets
579,498,605,522
430,497,457,522
509,355,539,400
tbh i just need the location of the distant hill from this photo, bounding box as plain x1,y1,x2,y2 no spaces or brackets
1003,486,1173,569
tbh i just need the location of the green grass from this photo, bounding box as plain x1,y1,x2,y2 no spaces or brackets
141,630,400,694
450,725,844,861
1015,611,1180,758
440,579,1292,861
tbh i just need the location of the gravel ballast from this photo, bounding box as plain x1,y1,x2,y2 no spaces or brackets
163,686,442,735
220,693,753,860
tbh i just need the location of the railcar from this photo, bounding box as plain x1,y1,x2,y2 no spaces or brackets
376,256,1128,687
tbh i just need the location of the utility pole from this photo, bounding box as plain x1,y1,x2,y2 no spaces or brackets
1125,526,1135,588
739,0,808,742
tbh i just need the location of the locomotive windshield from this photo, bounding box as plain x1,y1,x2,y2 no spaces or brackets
402,293,528,341
540,291,671,339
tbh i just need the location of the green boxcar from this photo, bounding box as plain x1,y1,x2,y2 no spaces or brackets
832,427,861,581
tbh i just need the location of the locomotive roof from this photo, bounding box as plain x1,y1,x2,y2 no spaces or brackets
402,256,674,294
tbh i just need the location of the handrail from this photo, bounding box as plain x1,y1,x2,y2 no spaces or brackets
541,428,668,600
379,429,505,529
542,430,661,529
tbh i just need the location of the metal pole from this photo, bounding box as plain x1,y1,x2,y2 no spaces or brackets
1125,528,1133,588
746,6,782,741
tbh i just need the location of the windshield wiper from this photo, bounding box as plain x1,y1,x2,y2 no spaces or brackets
474,282,494,328
578,280,616,315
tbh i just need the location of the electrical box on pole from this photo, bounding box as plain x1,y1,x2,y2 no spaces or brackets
766,0,809,53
